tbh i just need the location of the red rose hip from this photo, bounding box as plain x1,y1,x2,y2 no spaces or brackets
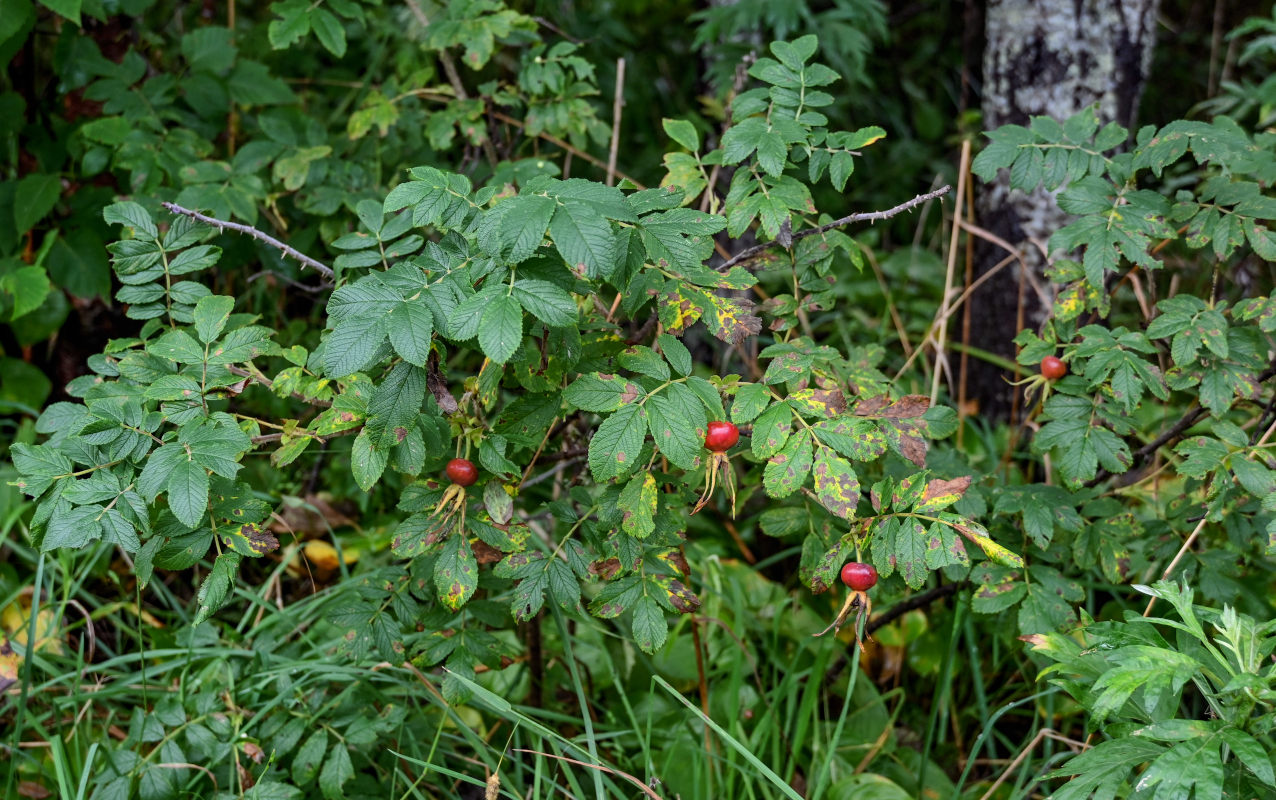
1040,356,1066,381
704,421,740,453
445,458,478,487
840,562,877,592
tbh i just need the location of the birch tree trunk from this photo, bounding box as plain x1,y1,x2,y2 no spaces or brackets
968,0,1160,419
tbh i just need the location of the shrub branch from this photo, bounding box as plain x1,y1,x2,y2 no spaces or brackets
160,202,336,280
717,185,952,271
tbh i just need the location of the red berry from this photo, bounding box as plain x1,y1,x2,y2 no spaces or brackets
445,458,478,487
704,421,740,453
1041,356,1066,381
840,562,877,592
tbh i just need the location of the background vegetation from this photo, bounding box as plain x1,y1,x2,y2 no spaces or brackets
2,1,1275,799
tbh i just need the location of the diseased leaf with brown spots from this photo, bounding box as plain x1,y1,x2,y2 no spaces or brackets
916,475,972,513
650,574,701,613
658,285,706,334
970,564,1026,613
951,518,1024,568
618,472,657,539
812,416,887,461
589,557,622,579
702,293,762,345
812,447,860,520
787,387,847,419
219,523,280,557
434,529,478,612
392,512,454,558
880,418,929,467
855,394,930,419
751,402,792,459
763,429,813,498
924,522,969,569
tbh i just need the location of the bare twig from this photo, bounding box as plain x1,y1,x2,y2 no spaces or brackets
490,110,646,188
978,728,1089,800
1143,514,1210,616
160,203,335,280
606,58,625,187
717,185,952,271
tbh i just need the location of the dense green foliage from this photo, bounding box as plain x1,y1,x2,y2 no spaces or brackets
3,2,1276,799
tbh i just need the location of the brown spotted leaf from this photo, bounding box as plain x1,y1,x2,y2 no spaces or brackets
916,476,972,513
619,473,658,539
703,293,762,345
658,285,706,334
763,429,813,499
219,523,280,557
434,529,478,612
788,387,847,419
856,394,930,419
812,448,860,521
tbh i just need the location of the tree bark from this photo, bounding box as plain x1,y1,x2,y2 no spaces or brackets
969,0,1160,419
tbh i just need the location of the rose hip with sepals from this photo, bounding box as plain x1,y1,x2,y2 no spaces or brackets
1040,356,1066,381
704,420,740,452
840,561,878,592
445,458,478,487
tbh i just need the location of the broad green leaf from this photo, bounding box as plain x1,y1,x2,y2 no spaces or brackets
365,362,425,449
656,333,692,376
731,383,771,423
663,118,700,151
291,730,328,785
14,173,61,236
167,460,209,528
550,201,615,275
477,294,523,364
43,503,104,550
587,403,647,482
318,743,354,800
194,552,242,624
387,298,434,366
631,593,667,654
564,372,643,412
511,279,576,327
193,295,235,343
751,402,791,459
646,383,706,471
351,429,388,491
618,345,669,380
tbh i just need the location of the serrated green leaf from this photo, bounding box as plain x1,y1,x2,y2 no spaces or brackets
631,593,667,654
646,383,706,471
477,295,523,364
193,295,235,343
587,403,647,482
167,460,209,528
